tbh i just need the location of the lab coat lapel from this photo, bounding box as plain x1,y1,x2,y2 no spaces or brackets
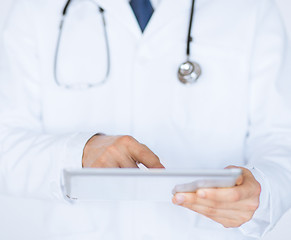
88,0,190,38
144,0,190,36
93,0,142,38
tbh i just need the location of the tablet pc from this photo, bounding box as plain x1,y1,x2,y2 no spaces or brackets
62,168,242,202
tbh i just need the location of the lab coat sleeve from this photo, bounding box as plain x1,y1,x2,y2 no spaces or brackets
0,0,94,201
239,0,291,238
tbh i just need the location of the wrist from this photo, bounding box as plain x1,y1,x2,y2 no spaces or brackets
82,133,105,168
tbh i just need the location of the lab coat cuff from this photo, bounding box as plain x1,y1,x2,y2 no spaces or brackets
64,132,97,169
238,165,271,239
55,133,95,202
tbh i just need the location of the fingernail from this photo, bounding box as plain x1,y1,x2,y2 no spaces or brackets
197,190,206,198
174,194,185,205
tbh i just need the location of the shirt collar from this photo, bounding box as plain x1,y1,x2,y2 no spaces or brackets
127,0,161,9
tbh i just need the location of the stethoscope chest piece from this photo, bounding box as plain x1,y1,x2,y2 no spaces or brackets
178,61,201,84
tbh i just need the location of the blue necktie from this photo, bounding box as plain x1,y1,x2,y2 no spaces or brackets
130,0,154,32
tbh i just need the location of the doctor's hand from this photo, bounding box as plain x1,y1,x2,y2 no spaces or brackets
172,167,261,228
82,135,164,169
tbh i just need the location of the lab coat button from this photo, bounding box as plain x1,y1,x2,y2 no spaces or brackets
136,48,150,63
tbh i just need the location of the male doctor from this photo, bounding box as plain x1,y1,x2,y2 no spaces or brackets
0,0,291,239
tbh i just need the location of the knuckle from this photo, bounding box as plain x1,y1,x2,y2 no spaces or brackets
240,213,252,224
199,190,213,199
205,206,216,215
189,194,198,203
222,221,234,228
229,222,241,228
230,190,241,202
97,156,108,166
222,219,243,228
117,135,135,146
222,222,232,228
106,145,119,155
247,199,260,211
222,223,229,228
246,204,257,212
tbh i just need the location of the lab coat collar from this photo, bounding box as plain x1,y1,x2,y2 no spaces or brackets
143,0,190,37
93,0,142,38
92,0,189,38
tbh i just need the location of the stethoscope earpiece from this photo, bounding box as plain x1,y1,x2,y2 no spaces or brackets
178,61,201,84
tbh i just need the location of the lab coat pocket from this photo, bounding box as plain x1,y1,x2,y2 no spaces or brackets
170,43,249,167
171,43,249,133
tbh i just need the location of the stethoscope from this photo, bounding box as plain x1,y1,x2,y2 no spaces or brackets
54,0,201,89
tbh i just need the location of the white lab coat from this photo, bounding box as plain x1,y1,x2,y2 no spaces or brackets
0,0,291,239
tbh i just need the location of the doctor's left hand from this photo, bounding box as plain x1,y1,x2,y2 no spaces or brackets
172,167,261,228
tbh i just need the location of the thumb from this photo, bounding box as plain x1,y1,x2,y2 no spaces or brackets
225,165,244,186
235,174,244,186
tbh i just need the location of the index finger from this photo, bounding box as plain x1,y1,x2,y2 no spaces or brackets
196,184,249,203
126,137,165,169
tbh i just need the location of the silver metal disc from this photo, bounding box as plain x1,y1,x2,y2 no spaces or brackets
178,61,202,84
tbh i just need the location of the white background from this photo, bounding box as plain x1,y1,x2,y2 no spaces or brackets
0,0,290,239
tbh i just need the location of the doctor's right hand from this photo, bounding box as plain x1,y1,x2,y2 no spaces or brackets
82,135,164,169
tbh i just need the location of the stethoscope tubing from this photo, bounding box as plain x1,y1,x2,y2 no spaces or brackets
54,0,200,89
54,0,110,89
186,0,195,59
